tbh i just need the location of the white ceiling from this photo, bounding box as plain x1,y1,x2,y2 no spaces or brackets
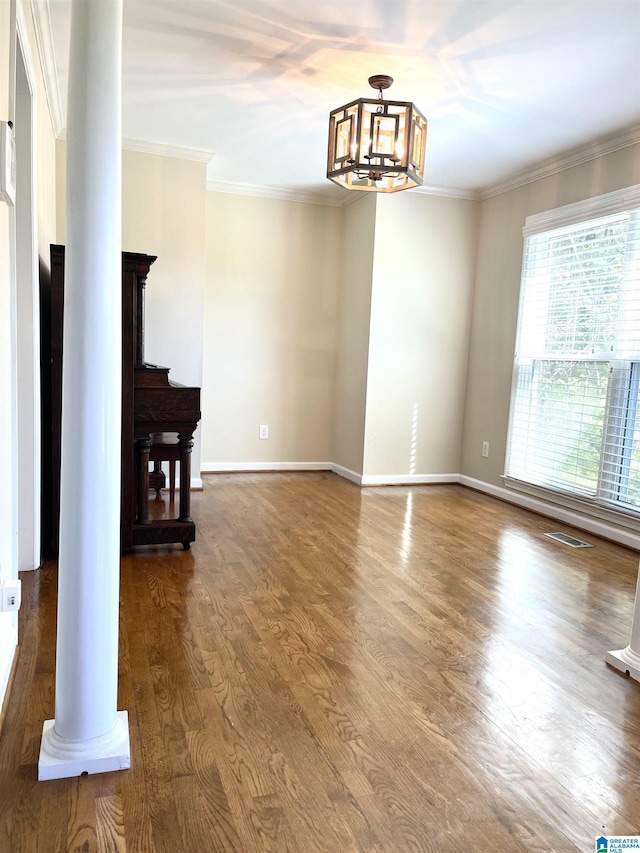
46,0,640,203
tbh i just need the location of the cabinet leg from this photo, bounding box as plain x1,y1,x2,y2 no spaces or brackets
169,460,176,504
136,438,151,524
178,435,193,523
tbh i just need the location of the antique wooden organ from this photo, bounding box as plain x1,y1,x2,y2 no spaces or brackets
42,245,201,554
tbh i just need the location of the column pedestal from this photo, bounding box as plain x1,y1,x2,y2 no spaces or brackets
39,712,130,781
607,560,640,683
606,647,640,681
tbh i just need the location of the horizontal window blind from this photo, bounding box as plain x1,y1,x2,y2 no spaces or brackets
506,187,640,514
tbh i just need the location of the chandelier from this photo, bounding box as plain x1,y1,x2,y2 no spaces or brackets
327,75,428,193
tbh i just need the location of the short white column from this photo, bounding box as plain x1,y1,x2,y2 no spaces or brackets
607,560,640,683
38,0,129,781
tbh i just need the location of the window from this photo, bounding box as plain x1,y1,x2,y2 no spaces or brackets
505,185,640,517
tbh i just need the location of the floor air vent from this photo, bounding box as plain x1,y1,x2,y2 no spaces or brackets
544,532,593,548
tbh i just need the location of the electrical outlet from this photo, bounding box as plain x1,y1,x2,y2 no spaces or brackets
482,441,490,458
259,424,269,440
1,579,21,612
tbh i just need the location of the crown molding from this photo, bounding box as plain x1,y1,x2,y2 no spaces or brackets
345,184,481,203
207,178,480,206
414,184,481,201
121,137,215,163
57,131,215,164
480,125,640,201
206,179,346,207
29,0,63,136
209,127,640,206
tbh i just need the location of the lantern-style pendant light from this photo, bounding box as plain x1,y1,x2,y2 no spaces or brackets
327,75,428,193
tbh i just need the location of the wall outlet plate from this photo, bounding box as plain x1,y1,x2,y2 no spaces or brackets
259,424,269,440
1,579,21,611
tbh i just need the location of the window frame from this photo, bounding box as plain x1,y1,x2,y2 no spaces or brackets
504,184,640,524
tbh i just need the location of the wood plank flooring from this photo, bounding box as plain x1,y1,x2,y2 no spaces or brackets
1,473,640,851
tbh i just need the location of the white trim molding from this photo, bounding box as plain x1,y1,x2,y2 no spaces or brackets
122,138,215,163
503,476,640,536
59,131,216,164
522,183,640,237
331,464,363,485
203,121,640,210
201,462,332,474
28,0,64,136
0,624,18,723
15,5,43,572
203,463,457,487
206,179,345,208
360,473,459,487
413,184,480,201
207,180,481,207
459,475,640,551
480,125,640,201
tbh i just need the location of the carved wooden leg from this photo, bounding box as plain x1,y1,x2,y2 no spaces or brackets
136,438,151,525
169,460,176,505
177,434,193,523
150,459,165,497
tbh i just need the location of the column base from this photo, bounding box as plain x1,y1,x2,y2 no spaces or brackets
38,710,130,781
606,646,640,682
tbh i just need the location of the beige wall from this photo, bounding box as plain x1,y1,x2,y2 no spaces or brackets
200,188,479,480
461,142,640,486
202,192,342,467
57,144,207,478
363,192,479,478
332,194,376,475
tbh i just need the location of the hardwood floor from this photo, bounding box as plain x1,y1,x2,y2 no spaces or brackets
2,473,640,852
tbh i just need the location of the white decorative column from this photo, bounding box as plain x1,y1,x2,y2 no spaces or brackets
38,0,129,780
607,560,640,683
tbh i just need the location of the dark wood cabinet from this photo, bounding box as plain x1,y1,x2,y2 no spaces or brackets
41,245,201,556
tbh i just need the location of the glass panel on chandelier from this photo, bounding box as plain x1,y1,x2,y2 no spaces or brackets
336,115,353,163
368,112,400,162
410,115,426,171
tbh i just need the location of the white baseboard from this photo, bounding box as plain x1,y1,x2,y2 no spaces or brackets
361,473,459,486
457,476,514,502
202,461,455,487
0,623,18,723
201,462,332,474
331,464,363,485
458,475,640,551
331,466,459,487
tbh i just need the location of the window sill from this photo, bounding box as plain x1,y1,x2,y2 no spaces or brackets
503,476,640,534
